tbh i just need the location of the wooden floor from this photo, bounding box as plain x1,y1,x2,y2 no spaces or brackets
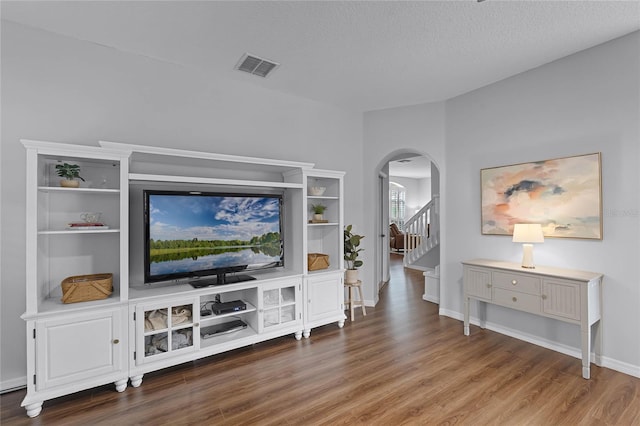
2,254,639,425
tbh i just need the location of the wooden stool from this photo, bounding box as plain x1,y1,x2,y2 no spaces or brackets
344,280,366,321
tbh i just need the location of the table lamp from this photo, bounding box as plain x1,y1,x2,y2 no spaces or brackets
512,223,544,268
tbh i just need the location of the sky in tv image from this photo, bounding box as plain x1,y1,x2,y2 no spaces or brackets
149,195,281,242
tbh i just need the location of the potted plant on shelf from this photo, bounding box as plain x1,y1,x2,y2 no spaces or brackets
310,204,327,221
55,163,85,188
344,224,364,284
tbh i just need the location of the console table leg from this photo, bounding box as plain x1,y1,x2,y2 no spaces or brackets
581,325,591,379
463,297,470,336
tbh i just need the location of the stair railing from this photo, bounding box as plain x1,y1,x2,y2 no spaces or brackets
403,195,439,267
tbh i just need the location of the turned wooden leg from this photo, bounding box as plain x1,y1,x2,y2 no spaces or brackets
114,379,128,392
463,297,470,336
130,375,144,388
25,402,42,418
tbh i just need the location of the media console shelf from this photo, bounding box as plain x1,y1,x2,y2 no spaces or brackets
21,139,346,417
462,259,603,379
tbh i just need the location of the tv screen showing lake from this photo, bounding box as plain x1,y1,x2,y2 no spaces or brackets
149,245,282,275
146,192,284,279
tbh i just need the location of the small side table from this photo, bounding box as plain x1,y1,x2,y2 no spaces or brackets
344,280,366,321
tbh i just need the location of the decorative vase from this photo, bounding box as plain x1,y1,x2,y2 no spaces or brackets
60,179,79,188
345,269,359,284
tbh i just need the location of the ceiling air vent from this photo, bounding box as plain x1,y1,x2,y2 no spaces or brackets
235,53,279,78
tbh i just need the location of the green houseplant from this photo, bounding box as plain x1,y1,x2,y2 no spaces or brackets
310,203,327,221
344,224,364,284
55,163,85,188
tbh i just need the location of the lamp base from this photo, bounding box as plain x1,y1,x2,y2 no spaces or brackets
521,243,535,269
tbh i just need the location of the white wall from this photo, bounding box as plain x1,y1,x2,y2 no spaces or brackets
389,176,431,225
444,32,640,376
363,103,446,305
0,22,363,389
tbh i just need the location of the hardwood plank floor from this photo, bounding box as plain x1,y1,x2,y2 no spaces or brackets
2,254,639,425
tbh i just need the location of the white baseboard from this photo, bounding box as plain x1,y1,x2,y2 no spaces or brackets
437,309,640,379
422,294,440,304
1,376,26,394
599,356,640,378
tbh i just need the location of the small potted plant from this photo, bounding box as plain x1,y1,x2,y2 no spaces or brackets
310,204,327,221
55,163,85,188
344,224,364,284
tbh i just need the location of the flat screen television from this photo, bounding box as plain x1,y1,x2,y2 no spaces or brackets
144,190,284,287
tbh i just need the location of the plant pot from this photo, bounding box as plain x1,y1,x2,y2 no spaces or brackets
60,179,80,188
345,269,359,284
313,214,324,221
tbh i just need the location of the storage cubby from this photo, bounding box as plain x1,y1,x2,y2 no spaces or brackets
260,280,301,331
137,300,196,362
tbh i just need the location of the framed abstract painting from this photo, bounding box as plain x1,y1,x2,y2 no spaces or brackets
481,153,602,239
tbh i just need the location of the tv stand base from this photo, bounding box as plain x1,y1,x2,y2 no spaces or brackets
190,274,256,288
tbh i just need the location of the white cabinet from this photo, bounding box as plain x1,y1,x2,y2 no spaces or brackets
21,139,346,417
259,279,303,337
22,307,128,418
135,298,197,365
21,140,130,417
462,259,603,379
303,271,345,338
302,170,347,336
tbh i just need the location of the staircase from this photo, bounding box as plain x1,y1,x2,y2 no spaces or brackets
403,195,439,268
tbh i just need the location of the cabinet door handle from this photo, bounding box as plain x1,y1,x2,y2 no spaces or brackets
194,323,199,327
512,297,517,302
512,280,517,285
541,295,547,300
113,339,120,344
486,283,492,288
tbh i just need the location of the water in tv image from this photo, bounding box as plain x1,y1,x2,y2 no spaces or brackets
147,193,283,280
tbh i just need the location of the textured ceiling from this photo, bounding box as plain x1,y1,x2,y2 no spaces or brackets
2,1,639,112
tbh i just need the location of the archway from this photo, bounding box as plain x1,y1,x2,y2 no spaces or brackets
374,150,441,304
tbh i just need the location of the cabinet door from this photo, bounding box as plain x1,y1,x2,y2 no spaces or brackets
135,299,196,365
35,308,125,390
542,279,581,321
260,280,301,332
306,273,343,323
464,267,492,301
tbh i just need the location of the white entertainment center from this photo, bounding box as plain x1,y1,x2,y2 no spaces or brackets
21,139,346,417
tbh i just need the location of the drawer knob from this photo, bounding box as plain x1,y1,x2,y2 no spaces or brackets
512,297,517,302
512,280,517,285
541,295,548,300
113,339,120,344
486,283,492,288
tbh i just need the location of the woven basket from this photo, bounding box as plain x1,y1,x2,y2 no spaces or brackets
61,273,113,304
307,253,330,271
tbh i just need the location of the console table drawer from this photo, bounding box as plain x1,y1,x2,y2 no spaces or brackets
492,271,540,294
493,288,541,314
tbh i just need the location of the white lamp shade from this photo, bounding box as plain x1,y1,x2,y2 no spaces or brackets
512,224,544,243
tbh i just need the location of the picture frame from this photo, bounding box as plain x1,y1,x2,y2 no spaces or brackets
481,152,602,239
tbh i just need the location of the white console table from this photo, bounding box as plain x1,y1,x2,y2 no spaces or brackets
462,259,603,379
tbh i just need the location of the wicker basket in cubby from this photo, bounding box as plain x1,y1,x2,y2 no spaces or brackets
307,253,330,271
61,273,113,304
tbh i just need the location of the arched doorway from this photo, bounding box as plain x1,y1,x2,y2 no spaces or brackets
375,150,441,304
